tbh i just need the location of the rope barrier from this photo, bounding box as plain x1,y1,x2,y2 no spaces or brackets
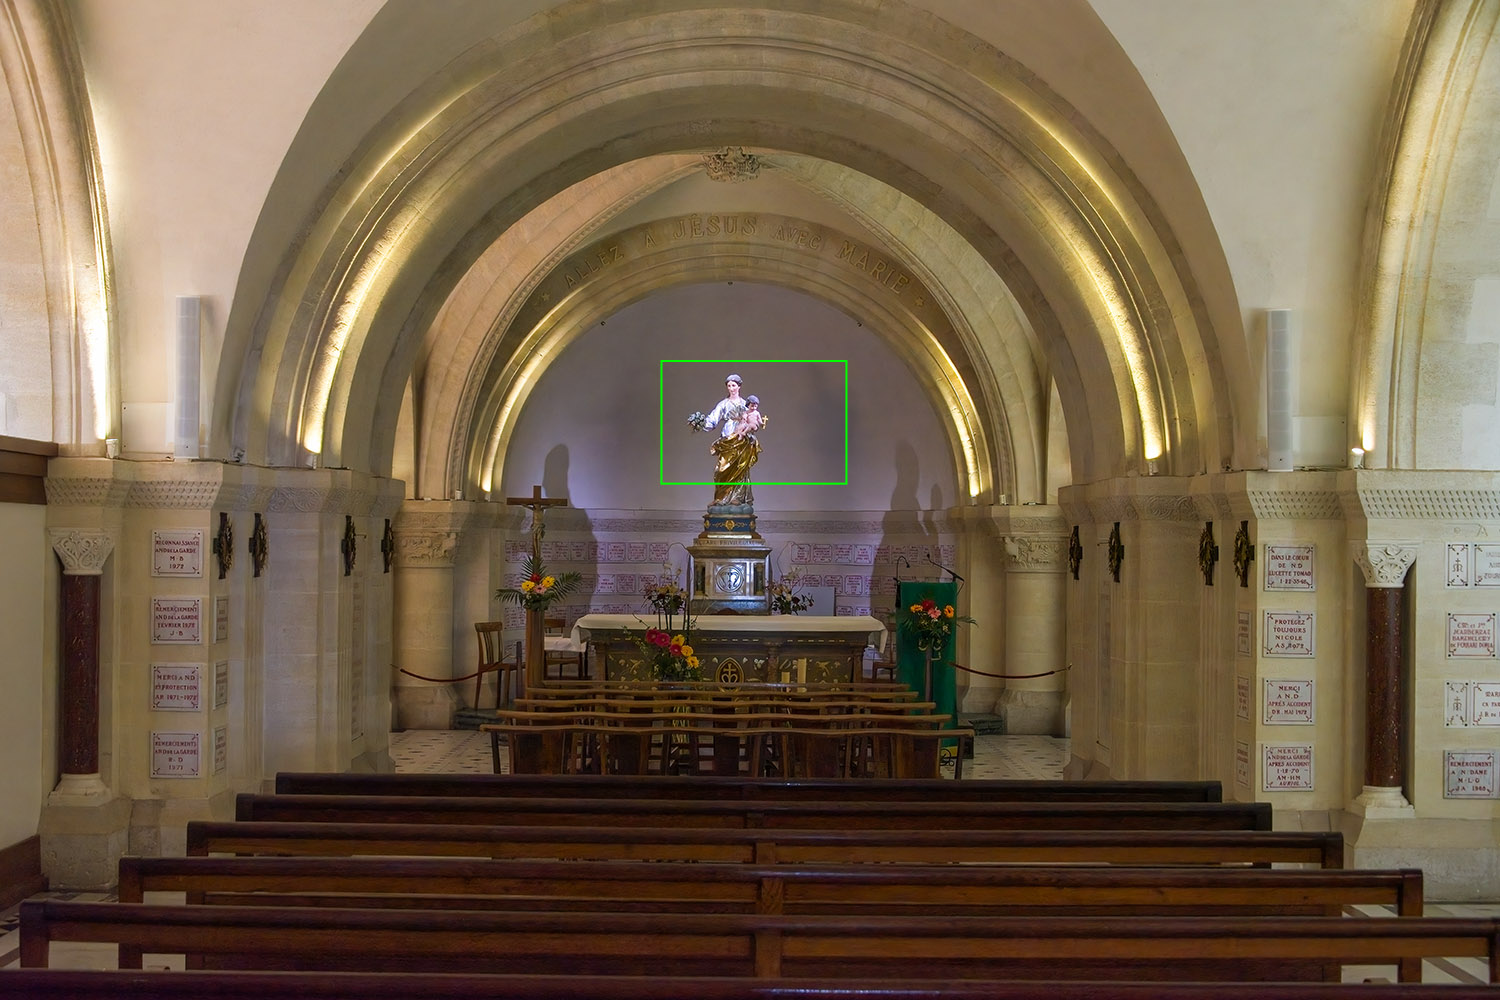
950,663,1070,680
398,666,496,684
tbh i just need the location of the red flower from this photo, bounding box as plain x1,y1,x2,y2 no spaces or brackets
920,598,936,611
646,629,671,647
669,642,683,656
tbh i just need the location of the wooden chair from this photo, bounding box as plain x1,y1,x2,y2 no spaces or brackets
543,617,587,680
475,622,520,708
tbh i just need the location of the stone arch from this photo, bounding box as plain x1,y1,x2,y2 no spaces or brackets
218,0,1236,491
1353,0,1500,470
0,0,114,449
454,215,1001,503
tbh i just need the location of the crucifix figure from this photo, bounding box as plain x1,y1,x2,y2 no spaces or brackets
505,485,568,561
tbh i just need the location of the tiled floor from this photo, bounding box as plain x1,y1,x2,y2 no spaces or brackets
4,731,1494,983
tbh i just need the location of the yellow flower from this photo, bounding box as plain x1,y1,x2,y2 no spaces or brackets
672,634,686,646
541,576,555,588
687,655,700,668
520,579,536,592
908,603,921,613
679,644,694,658
944,605,955,618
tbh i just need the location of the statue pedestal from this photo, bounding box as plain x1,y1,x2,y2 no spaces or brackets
688,516,771,615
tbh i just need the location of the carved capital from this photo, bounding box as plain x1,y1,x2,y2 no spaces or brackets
50,529,114,575
1000,534,1068,573
393,530,460,568
1353,542,1418,589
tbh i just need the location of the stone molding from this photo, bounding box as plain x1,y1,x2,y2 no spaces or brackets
999,534,1068,573
49,529,114,575
1353,542,1418,589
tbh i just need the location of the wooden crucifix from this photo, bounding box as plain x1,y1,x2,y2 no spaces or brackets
505,485,568,561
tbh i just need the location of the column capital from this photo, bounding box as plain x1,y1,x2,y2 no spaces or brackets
49,529,114,575
1353,541,1418,588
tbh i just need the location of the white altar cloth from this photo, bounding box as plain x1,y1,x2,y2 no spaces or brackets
572,614,886,653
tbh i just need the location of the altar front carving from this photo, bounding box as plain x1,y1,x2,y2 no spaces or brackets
572,614,885,684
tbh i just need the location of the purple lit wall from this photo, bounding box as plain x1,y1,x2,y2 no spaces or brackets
500,282,959,512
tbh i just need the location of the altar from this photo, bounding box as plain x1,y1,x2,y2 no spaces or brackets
572,614,886,684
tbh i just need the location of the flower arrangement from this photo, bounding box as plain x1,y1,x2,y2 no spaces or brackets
643,566,687,626
632,628,702,682
768,569,814,615
898,597,976,651
496,554,583,611
686,410,708,433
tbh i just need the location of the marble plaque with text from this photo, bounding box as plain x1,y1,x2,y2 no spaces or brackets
1444,681,1500,727
1235,675,1251,722
1444,750,1498,798
151,731,201,778
1236,611,1252,656
1447,613,1497,657
1477,545,1500,587
151,663,200,711
1235,741,1251,789
214,660,229,708
213,725,227,774
1263,544,1315,591
214,595,228,643
1262,743,1314,791
1448,543,1473,587
1262,611,1315,657
1263,678,1314,724
151,530,204,578
151,597,202,645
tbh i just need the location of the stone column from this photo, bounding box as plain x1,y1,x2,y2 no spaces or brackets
47,529,114,801
1350,541,1418,817
996,531,1069,735
392,504,467,728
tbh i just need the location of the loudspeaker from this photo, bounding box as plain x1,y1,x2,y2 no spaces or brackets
1266,308,1293,471
173,296,201,459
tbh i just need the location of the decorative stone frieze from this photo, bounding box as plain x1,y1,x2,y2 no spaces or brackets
1247,490,1342,521
1352,489,1500,521
267,485,373,514
1000,534,1068,573
127,479,225,509
49,530,114,575
1132,494,1199,521
394,531,460,568
1353,542,1418,589
44,474,131,508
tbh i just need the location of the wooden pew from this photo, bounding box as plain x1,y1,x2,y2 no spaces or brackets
21,901,1499,981
5,970,1498,1000
232,792,1273,832
117,855,1423,917
185,820,1346,867
483,721,973,778
273,770,1225,802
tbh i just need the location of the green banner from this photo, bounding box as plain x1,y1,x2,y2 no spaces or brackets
895,580,958,730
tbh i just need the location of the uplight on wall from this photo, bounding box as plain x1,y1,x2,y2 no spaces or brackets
1350,447,1366,470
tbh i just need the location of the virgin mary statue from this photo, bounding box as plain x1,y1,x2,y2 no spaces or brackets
688,374,767,510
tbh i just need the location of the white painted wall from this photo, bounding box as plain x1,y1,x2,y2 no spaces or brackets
1090,0,1415,444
